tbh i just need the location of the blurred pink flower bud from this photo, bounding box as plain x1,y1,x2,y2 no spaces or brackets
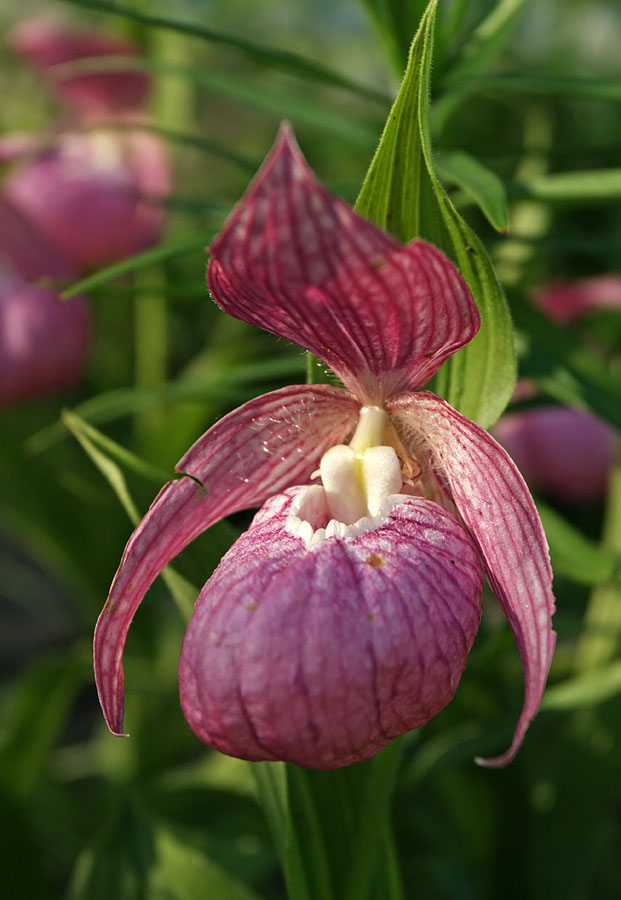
4,128,170,270
0,198,90,405
0,132,38,163
493,406,614,502
534,275,621,324
9,18,149,121
3,18,171,271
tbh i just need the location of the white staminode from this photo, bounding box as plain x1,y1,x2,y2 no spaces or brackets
321,405,403,524
286,406,404,547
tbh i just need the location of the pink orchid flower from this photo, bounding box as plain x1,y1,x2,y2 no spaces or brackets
494,406,614,503
0,197,90,405
2,20,170,271
535,274,621,324
94,127,555,769
9,18,150,122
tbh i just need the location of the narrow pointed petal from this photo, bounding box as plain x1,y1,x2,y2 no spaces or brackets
94,385,359,736
387,392,556,766
208,125,479,403
179,488,482,769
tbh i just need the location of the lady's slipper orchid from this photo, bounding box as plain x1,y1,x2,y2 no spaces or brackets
95,126,555,769
0,198,90,405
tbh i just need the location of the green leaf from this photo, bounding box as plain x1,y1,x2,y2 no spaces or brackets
69,792,155,900
433,0,529,132
541,662,621,711
61,234,210,299
151,825,268,900
536,501,616,586
519,168,621,204
0,650,87,795
62,410,197,620
60,0,388,105
358,0,429,73
435,150,509,232
356,0,516,427
445,0,529,83
442,74,621,102
57,56,381,150
513,303,621,432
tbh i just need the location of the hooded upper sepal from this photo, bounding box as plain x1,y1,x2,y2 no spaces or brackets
94,384,359,736
387,391,556,766
207,124,480,404
178,487,483,769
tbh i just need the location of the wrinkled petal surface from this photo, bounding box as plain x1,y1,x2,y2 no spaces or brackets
179,488,483,769
95,385,359,736
0,198,90,404
387,391,556,766
10,18,149,119
208,125,479,404
5,129,170,271
494,406,614,502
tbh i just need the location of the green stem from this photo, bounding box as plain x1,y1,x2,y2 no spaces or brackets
288,766,336,900
133,268,168,445
344,738,404,900
576,441,621,671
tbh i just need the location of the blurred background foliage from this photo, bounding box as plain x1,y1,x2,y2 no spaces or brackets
1,0,621,897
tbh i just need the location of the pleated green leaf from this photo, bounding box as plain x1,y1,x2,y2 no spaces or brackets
355,0,515,427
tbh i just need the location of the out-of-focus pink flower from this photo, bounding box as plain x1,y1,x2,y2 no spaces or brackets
9,18,149,121
494,407,614,503
2,19,170,271
94,127,555,770
4,129,170,271
0,198,90,405
535,275,621,324
494,273,621,501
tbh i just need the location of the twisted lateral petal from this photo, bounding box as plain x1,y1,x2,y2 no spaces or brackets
179,489,483,769
387,392,556,766
94,385,359,736
208,125,479,404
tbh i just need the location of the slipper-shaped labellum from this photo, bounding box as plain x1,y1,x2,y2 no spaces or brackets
95,125,556,769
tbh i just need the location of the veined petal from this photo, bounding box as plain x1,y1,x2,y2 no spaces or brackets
207,125,479,404
387,391,556,766
94,384,359,736
179,488,483,769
